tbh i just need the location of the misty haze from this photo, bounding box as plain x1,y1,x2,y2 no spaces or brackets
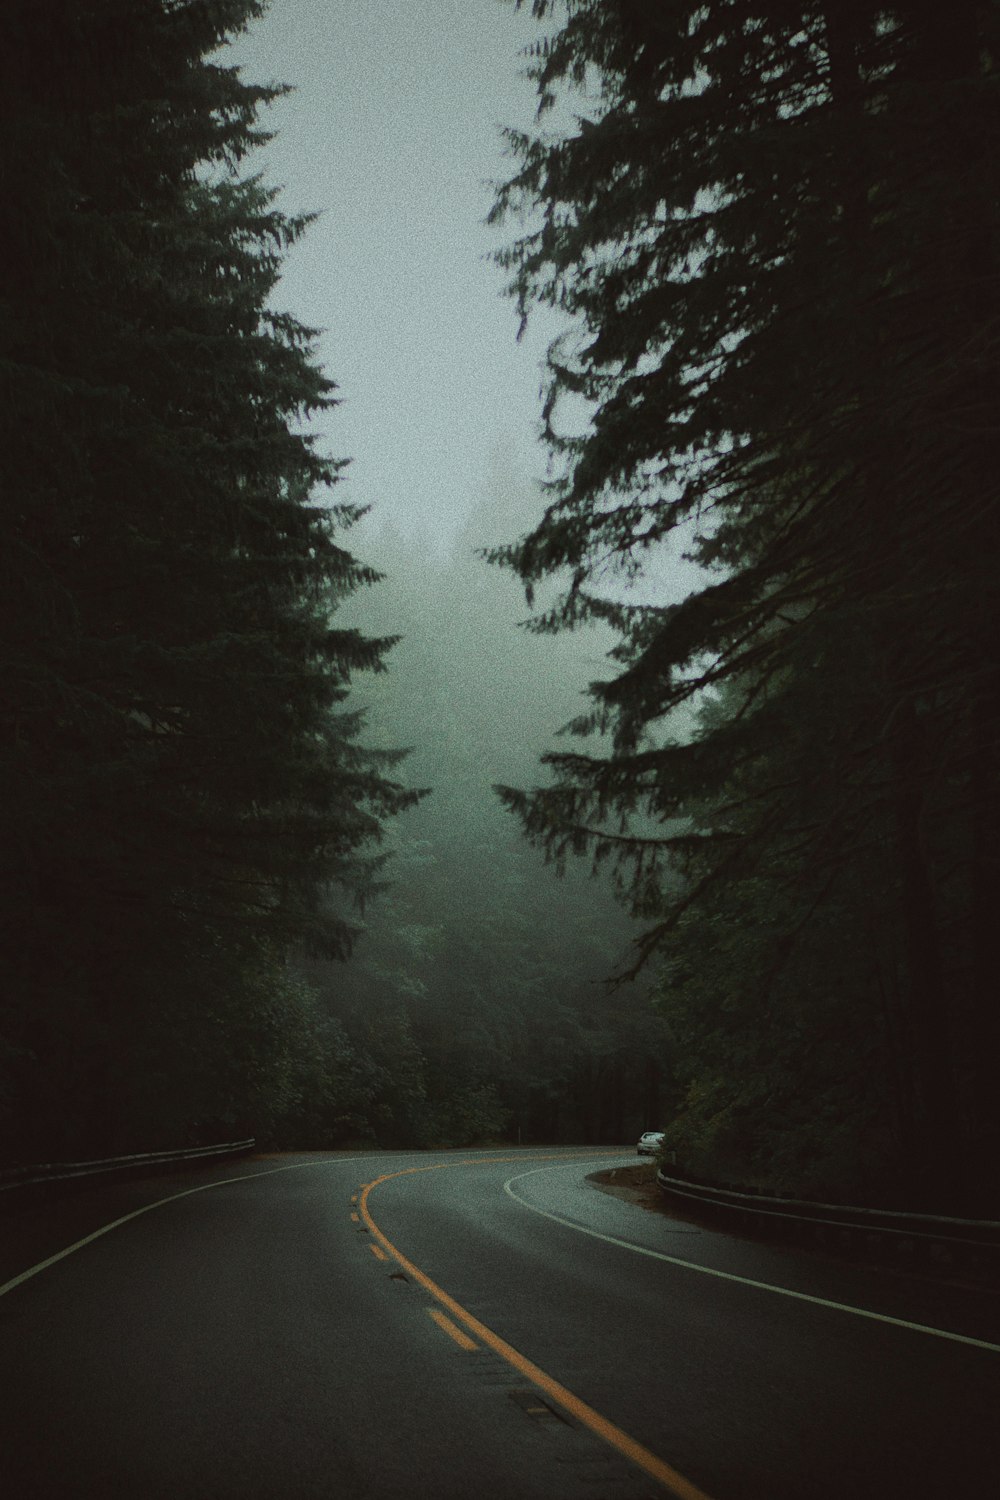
2,3,998,1498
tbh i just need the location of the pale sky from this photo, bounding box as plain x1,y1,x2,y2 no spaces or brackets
227,0,564,552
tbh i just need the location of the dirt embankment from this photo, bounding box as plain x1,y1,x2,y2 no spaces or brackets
588,1161,671,1214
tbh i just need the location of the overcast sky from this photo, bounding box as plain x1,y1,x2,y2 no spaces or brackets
227,0,564,554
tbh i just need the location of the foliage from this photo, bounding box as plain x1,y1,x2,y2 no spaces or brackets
0,0,419,1161
289,511,674,1149
491,2,1000,1207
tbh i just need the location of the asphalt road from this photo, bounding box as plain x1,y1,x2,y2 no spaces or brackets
1,1148,998,1498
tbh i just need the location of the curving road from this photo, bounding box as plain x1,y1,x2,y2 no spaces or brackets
1,1148,998,1498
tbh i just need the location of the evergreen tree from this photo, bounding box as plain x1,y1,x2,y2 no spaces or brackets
491,1,1000,1205
298,515,671,1149
0,0,418,1159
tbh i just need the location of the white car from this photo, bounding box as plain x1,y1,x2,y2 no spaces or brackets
636,1131,665,1156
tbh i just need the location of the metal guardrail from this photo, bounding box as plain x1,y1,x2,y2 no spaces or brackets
0,1138,256,1196
655,1166,1000,1278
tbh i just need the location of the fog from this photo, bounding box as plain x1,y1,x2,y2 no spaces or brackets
226,0,563,553
221,1,698,1141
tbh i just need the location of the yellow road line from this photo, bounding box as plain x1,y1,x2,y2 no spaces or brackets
369,1242,388,1262
359,1160,713,1500
428,1307,478,1351
351,1212,360,1222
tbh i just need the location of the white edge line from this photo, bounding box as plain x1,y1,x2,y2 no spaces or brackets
0,1149,624,1302
0,1156,358,1300
503,1166,1000,1356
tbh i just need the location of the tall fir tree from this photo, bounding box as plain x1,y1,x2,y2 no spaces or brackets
491,1,1000,1206
0,0,419,1158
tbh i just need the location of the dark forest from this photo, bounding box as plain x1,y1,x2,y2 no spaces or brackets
2,0,997,1217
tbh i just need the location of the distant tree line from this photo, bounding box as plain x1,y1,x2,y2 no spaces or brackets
0,0,419,1164
491,0,999,1210
282,520,672,1151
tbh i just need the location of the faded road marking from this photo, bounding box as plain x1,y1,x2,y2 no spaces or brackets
428,1307,478,1350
